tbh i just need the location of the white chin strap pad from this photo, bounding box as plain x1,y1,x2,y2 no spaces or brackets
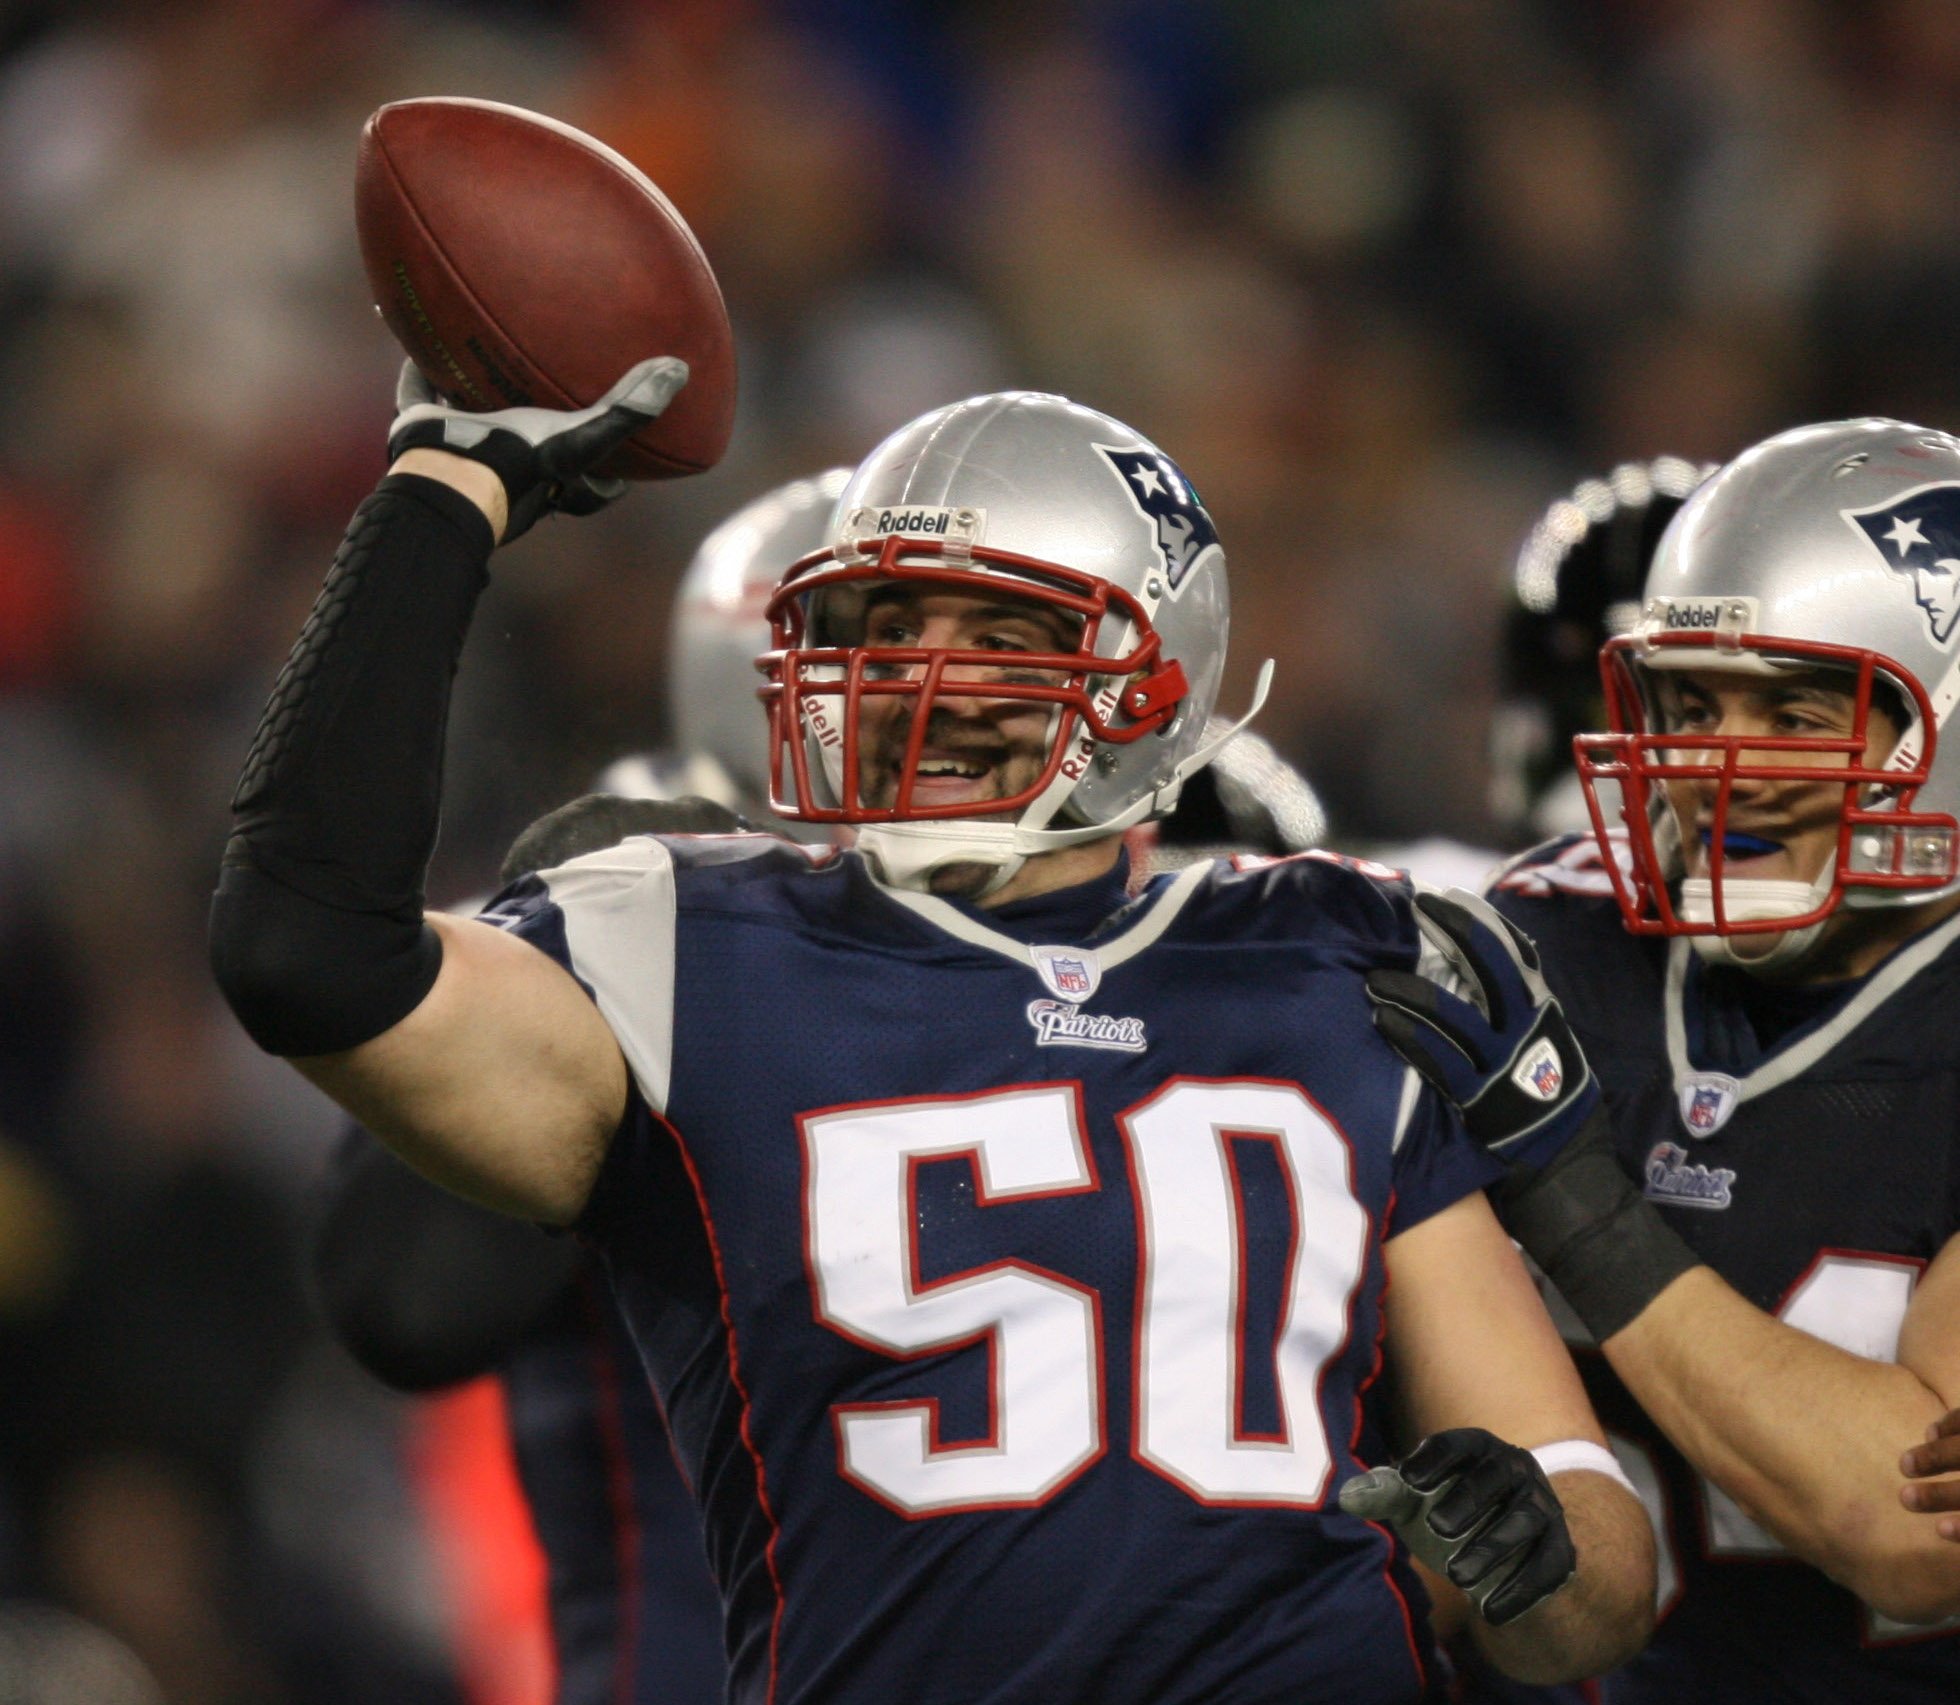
854,660,1278,897
1680,876,1821,925
854,821,1028,896
1682,864,1835,970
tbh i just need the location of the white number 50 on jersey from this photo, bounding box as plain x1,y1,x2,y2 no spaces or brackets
801,1080,1370,1516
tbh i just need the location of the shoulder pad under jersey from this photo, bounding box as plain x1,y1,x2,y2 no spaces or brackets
1487,830,1630,902
1210,847,1419,950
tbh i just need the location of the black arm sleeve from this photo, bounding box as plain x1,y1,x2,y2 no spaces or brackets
209,475,494,1055
312,1126,584,1391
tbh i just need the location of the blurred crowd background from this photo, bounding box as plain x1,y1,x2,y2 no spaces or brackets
4,0,1960,1699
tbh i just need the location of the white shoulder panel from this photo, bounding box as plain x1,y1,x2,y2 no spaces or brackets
539,836,679,1114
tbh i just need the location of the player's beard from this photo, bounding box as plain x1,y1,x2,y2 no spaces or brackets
860,706,1041,816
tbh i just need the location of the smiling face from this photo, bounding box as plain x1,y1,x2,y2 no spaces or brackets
1651,666,1901,892
851,585,1086,817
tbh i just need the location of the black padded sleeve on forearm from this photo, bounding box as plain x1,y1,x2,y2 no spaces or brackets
312,1127,583,1392
210,474,494,1056
1494,1103,1703,1343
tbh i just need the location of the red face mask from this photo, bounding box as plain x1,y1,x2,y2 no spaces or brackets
1574,630,1958,937
759,532,1188,824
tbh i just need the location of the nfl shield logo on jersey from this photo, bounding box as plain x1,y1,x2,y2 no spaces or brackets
1051,957,1093,996
1677,1072,1741,1137
1030,945,1103,1003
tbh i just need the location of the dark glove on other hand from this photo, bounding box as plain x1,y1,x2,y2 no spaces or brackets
1366,888,1700,1342
1365,888,1596,1171
1339,1429,1577,1627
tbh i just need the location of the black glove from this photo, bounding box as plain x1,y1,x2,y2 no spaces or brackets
1368,888,1700,1341
1366,888,1596,1171
387,356,689,542
1339,1429,1576,1627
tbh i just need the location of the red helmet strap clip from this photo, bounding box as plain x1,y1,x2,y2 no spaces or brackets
1121,660,1188,726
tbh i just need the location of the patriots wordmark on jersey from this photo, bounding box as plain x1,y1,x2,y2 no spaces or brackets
479,834,1505,1705
1491,835,1960,1705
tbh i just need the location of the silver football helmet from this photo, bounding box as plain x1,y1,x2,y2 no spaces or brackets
662,468,853,811
759,391,1271,891
1575,419,1960,967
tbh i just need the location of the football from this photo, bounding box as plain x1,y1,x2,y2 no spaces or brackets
355,97,736,480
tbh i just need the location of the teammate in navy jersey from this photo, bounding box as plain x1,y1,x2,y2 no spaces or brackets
210,364,1655,1702
1371,420,1960,1704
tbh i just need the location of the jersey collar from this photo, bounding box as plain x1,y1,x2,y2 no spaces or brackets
871,856,1215,993
1664,903,1960,1111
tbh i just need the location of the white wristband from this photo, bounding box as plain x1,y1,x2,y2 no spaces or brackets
1531,1438,1638,1499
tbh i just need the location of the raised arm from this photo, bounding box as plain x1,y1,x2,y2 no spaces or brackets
210,361,686,1223
1359,1191,1656,1685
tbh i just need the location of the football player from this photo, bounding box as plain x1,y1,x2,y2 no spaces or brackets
310,473,852,1705
318,460,1336,1701
1371,419,1960,1701
211,364,1655,1701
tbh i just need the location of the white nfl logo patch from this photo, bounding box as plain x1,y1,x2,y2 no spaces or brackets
1030,946,1102,1003
1676,1072,1741,1138
1510,1038,1564,1102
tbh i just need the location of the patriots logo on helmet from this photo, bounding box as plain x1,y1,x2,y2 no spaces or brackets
1846,483,1960,646
1097,446,1220,590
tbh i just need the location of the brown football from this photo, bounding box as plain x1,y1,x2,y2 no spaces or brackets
355,97,735,480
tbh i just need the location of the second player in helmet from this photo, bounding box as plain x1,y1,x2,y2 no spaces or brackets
1380,419,1960,1703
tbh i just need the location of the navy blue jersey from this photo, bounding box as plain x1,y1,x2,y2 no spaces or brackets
486,839,1506,1705
312,1124,727,1705
503,1270,725,1705
1490,834,1960,1705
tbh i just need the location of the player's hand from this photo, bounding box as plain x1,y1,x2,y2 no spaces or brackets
1340,1430,1577,1626
1901,1408,1960,1539
1365,888,1597,1169
387,356,689,542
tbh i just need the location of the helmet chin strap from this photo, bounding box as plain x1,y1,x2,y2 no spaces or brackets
857,662,1275,896
1682,861,1836,972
